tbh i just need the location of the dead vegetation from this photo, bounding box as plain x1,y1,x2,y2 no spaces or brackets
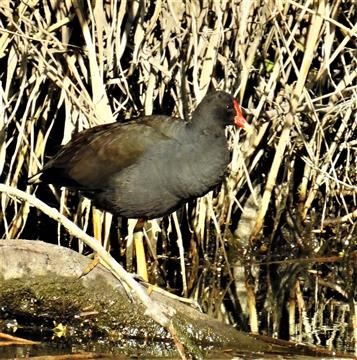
0,0,356,355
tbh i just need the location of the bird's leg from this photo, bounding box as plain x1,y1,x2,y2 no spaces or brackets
79,207,103,277
134,218,149,281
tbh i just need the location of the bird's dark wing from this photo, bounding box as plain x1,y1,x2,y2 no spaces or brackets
36,115,182,189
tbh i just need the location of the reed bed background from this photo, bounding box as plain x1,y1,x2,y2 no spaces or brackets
0,0,356,354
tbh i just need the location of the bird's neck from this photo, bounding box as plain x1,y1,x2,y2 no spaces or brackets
187,113,224,137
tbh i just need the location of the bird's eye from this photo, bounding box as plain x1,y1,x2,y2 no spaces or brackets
226,104,232,110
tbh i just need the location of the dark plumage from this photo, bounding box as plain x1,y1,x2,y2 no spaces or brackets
32,91,250,219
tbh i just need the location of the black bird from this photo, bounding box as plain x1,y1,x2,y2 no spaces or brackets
32,91,251,219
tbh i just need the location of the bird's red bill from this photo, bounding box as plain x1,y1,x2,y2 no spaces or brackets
233,99,251,132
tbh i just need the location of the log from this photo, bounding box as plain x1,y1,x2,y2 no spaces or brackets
1,240,347,358
0,240,273,357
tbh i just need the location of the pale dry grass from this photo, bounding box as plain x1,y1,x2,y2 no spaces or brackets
0,0,356,354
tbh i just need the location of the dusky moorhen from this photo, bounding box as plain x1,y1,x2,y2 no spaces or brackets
33,91,250,219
